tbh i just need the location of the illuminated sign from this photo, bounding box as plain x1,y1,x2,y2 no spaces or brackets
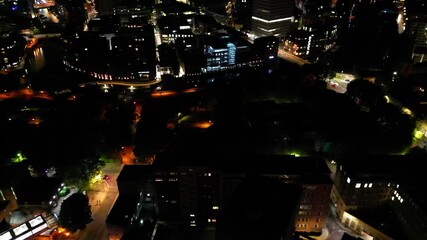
0,232,12,240
0,215,48,240
13,224,28,236
29,216,44,227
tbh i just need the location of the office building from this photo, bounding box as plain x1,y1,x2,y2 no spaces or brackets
332,155,427,240
250,0,295,37
114,154,333,238
408,19,427,63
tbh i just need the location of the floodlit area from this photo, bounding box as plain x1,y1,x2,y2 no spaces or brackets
325,72,356,94
414,120,427,150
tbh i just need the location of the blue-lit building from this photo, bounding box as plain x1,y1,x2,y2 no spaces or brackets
202,34,251,73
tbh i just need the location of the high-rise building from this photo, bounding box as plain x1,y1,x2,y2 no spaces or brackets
408,18,427,63
250,0,295,38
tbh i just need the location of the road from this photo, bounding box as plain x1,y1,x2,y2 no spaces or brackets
277,49,311,66
72,162,124,240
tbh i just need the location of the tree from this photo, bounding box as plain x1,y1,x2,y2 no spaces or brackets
346,79,386,111
59,192,92,233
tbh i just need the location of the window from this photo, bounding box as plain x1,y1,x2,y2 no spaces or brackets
355,183,361,188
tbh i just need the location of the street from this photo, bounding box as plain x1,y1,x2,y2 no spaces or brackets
72,162,124,240
277,49,311,66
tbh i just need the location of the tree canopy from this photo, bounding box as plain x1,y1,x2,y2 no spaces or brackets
59,192,92,233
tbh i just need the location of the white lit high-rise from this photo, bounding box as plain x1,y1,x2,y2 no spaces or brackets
250,0,295,38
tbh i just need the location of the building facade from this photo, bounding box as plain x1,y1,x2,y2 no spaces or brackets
250,0,295,37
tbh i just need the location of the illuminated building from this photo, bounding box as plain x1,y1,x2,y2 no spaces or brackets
408,19,427,63
252,35,279,63
0,30,27,75
283,0,337,62
204,36,236,72
284,24,337,62
202,34,252,72
157,14,195,46
250,0,295,37
0,215,50,240
63,20,158,84
114,154,333,237
332,155,427,240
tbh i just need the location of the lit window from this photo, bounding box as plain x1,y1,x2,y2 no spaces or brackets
364,183,368,188
347,177,351,184
368,183,372,188
355,183,361,188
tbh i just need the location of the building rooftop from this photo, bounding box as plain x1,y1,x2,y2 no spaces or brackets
14,177,63,205
216,176,302,240
348,203,409,240
0,200,9,211
106,194,140,227
400,183,427,216
338,154,427,183
151,152,332,183
117,165,154,182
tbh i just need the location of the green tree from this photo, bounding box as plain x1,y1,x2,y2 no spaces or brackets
59,192,92,233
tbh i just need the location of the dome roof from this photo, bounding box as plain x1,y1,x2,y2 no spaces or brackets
9,210,31,227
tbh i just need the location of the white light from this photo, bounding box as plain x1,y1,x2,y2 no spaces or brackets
251,16,293,23
0,231,12,240
355,183,361,188
347,177,351,184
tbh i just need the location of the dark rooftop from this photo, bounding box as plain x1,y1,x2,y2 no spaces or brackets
217,176,302,240
348,203,409,240
106,194,139,227
14,177,63,205
116,165,154,182
117,154,332,186
338,154,427,183
0,200,9,211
